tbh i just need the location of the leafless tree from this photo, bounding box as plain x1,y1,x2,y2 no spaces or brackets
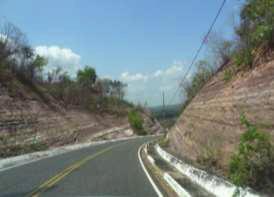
207,32,235,67
0,22,28,64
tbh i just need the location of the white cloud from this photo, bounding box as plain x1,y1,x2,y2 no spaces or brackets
121,60,185,82
35,45,82,77
119,60,188,106
153,70,163,77
165,64,183,75
121,72,148,82
153,61,184,78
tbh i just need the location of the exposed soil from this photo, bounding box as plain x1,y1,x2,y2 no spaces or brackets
168,58,274,175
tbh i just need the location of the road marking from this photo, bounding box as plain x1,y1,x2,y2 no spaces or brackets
138,143,164,197
28,146,114,197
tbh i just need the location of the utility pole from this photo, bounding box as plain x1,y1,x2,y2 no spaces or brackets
162,91,165,120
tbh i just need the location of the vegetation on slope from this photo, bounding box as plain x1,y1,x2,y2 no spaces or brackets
180,0,274,113
174,0,274,193
128,109,147,135
229,115,274,192
0,22,132,116
0,22,152,157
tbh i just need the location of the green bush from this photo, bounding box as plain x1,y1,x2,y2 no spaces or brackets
233,48,254,68
128,110,146,135
234,0,274,68
77,66,97,88
229,114,274,190
223,69,233,82
239,0,274,48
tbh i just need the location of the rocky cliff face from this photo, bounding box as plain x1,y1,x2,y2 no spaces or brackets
168,58,274,173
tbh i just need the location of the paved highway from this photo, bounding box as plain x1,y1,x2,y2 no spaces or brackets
0,136,158,197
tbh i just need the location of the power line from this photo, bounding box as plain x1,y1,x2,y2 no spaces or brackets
167,0,227,106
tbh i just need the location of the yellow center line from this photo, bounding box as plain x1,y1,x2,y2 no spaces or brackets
28,145,114,197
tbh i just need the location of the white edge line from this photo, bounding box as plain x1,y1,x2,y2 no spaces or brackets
138,143,164,197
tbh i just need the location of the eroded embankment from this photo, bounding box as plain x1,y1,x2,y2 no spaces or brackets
0,79,130,157
168,59,274,173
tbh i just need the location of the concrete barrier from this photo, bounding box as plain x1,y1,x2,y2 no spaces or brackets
163,172,192,197
155,144,259,197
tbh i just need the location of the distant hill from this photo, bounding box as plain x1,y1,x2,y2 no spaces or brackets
149,104,182,120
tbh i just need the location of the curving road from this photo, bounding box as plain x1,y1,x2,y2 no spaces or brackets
0,136,159,197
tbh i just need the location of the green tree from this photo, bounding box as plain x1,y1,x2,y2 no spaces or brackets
128,110,146,135
30,55,47,81
238,0,274,48
234,0,274,67
77,66,97,88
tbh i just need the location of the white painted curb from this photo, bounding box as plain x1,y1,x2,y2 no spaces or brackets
163,172,191,197
155,144,259,197
138,144,163,197
147,155,155,165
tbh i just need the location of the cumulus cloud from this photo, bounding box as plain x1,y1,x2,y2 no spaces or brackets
119,60,188,106
153,70,163,77
35,45,82,77
121,60,185,82
121,72,148,82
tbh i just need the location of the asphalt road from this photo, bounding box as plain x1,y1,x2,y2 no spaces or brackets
0,136,158,197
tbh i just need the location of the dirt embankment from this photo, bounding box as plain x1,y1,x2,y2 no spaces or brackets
168,58,274,174
0,82,128,156
0,75,161,157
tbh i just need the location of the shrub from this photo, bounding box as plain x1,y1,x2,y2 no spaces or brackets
181,60,214,112
223,68,233,82
233,48,254,68
229,114,274,191
158,137,169,147
207,33,235,66
128,110,147,135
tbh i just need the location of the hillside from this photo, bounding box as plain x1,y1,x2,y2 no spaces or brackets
0,21,164,158
165,1,274,193
0,71,161,158
167,55,274,192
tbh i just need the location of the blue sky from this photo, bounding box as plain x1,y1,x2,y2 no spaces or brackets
0,0,244,106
